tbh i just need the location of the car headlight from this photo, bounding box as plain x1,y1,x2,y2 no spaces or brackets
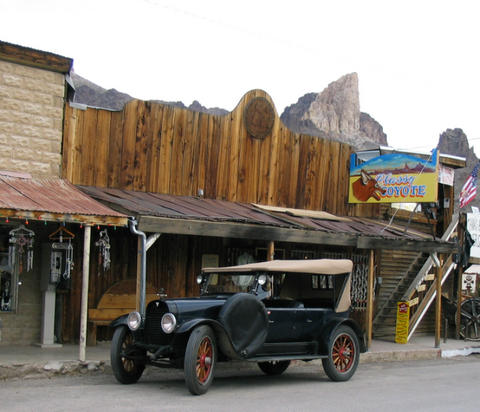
161,313,177,334
127,311,142,331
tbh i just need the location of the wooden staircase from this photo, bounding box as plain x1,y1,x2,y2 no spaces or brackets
373,215,459,341
373,250,428,339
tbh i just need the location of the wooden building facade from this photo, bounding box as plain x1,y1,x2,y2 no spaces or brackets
61,91,459,344
63,91,380,217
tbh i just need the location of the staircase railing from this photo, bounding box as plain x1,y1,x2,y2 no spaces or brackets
401,214,458,301
407,255,456,340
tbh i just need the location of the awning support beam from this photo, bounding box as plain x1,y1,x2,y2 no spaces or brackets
79,225,91,362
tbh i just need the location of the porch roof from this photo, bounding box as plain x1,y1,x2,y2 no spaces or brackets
0,172,128,226
78,186,457,253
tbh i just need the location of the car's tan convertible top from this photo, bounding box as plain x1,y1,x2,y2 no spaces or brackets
203,259,353,313
202,259,353,275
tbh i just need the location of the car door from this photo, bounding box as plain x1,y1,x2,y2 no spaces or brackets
300,307,330,341
264,305,304,342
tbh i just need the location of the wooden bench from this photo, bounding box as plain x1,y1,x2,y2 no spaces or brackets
87,279,158,345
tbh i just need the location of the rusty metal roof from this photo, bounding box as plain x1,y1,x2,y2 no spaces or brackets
0,174,127,226
78,186,455,253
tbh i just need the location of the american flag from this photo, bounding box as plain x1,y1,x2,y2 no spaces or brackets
459,162,480,208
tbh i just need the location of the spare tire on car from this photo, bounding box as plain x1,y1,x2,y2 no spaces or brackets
218,293,268,357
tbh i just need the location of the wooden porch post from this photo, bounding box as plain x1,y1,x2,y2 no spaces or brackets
456,265,464,339
79,225,91,362
267,241,275,261
456,213,466,339
366,249,375,350
435,255,443,348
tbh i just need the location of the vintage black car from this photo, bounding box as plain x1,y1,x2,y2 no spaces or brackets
110,259,366,395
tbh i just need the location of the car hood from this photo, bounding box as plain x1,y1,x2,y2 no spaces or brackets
161,296,230,322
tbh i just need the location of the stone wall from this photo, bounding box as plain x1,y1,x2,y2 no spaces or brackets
0,225,43,346
0,60,65,177
0,261,42,346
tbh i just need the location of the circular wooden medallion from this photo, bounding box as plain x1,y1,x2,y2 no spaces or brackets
244,97,275,139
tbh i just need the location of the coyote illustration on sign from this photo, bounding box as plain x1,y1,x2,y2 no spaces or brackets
352,169,385,201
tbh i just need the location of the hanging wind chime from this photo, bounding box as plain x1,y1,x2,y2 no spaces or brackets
8,225,35,273
95,229,111,272
48,225,75,282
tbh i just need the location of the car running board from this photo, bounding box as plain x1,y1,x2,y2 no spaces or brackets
246,354,326,362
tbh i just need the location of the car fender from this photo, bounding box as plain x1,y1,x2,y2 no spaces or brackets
176,318,242,360
318,318,366,354
176,318,223,334
110,314,129,329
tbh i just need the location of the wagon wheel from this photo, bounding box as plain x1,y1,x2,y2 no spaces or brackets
459,298,480,340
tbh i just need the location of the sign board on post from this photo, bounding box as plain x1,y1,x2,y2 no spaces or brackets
348,149,439,204
467,213,480,258
395,301,410,344
462,273,477,293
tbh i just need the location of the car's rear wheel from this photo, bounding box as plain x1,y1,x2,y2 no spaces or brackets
110,326,145,384
322,325,359,381
258,360,290,375
184,325,217,395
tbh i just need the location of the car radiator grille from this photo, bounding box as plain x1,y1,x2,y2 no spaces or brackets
144,302,171,345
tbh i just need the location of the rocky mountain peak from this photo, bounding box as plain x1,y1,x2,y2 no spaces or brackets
438,128,477,162
280,73,387,149
437,128,479,211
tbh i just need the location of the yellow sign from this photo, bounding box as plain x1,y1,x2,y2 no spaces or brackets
348,149,439,204
395,301,410,344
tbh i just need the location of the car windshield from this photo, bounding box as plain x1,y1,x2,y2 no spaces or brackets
202,272,258,295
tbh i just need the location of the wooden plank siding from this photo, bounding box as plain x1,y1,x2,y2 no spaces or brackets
62,89,379,217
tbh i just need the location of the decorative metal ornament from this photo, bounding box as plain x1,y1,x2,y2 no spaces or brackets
49,225,75,281
95,229,111,272
244,97,275,140
8,225,35,273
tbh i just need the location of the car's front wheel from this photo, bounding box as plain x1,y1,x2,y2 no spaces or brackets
258,360,290,375
322,325,359,381
184,325,217,395
110,326,145,384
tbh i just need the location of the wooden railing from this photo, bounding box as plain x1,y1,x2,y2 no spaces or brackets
406,254,456,340
396,215,458,342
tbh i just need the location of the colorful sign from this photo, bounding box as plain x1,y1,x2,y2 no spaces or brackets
395,301,410,344
348,149,439,203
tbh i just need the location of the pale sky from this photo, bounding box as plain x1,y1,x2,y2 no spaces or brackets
1,0,479,156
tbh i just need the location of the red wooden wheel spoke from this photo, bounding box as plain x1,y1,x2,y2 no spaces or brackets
196,337,213,383
332,334,354,372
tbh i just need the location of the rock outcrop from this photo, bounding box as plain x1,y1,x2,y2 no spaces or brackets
280,73,387,149
71,72,133,111
71,73,228,115
437,128,479,211
360,112,388,147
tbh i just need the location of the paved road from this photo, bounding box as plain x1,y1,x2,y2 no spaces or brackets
2,357,478,412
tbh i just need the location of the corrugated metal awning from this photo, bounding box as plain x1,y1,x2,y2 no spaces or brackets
0,173,127,226
78,186,456,253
